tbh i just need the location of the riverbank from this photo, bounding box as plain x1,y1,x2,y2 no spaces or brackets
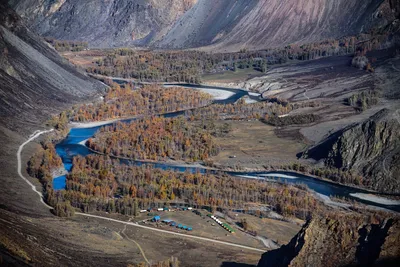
350,193,400,205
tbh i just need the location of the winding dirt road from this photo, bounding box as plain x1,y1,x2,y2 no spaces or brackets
17,129,54,209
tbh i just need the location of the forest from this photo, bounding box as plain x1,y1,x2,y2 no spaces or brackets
27,142,75,217
54,154,321,219
45,38,89,52
88,116,220,162
84,30,391,83
277,162,365,187
68,83,212,122
185,98,320,121
263,114,321,126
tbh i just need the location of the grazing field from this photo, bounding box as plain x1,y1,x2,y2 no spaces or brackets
202,68,262,83
232,213,302,246
141,209,264,249
211,120,307,170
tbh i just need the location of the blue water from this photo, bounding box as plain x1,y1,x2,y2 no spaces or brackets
53,84,400,212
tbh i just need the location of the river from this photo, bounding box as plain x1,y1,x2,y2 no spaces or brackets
54,84,400,212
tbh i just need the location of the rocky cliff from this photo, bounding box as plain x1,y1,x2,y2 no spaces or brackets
8,0,395,51
258,214,400,267
0,3,104,132
306,109,400,193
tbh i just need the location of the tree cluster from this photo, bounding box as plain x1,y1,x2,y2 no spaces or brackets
69,83,212,122
346,90,380,111
56,154,320,219
278,163,365,187
45,38,88,52
88,116,220,162
185,98,319,121
27,142,75,217
27,142,63,188
263,114,320,126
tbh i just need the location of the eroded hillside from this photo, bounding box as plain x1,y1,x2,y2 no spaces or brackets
8,0,396,51
8,0,198,48
0,3,104,132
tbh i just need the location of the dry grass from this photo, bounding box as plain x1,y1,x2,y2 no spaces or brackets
211,120,307,169
202,68,261,83
0,235,31,262
233,213,302,245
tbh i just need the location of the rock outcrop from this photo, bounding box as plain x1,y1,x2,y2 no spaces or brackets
258,214,400,267
8,0,395,51
306,109,400,193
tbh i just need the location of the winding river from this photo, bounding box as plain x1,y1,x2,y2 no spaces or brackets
54,84,400,212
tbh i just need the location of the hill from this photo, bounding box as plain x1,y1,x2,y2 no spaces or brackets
0,2,105,132
8,0,395,51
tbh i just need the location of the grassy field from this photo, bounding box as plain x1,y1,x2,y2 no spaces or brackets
202,68,262,83
211,120,307,170
139,209,265,249
232,213,302,245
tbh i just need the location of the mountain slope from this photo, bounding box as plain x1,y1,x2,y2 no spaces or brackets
306,109,400,193
258,214,400,267
0,2,104,132
9,0,392,50
8,0,197,48
158,0,385,50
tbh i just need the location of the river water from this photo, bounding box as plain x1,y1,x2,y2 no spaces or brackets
54,84,400,212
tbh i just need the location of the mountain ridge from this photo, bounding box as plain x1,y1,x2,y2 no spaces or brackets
8,0,394,51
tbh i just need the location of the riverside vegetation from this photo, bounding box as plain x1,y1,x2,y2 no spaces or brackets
84,29,393,83
88,116,220,162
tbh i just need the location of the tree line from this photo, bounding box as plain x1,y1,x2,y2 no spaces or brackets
45,38,88,52
185,98,320,121
51,154,321,219
84,30,392,83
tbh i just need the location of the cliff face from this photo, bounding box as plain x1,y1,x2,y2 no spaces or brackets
307,109,400,193
258,215,400,267
0,3,104,132
8,0,394,50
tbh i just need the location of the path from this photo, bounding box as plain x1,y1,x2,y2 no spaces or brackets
17,129,54,210
121,218,150,264
17,129,265,253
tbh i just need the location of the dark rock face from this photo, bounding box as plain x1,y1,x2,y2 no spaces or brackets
8,0,392,50
257,217,400,267
306,109,400,193
0,3,104,132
